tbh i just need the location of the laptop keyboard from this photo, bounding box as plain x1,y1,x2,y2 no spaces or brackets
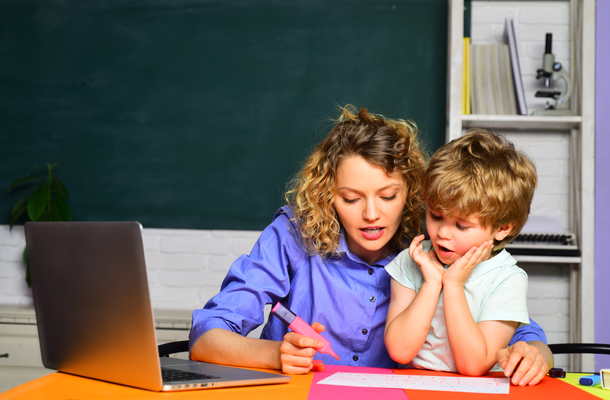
162,368,220,382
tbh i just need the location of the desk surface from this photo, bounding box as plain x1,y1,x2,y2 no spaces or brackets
2,366,609,400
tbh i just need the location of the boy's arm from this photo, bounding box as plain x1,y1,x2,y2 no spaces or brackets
385,236,445,364
442,240,519,375
443,284,519,375
384,277,442,364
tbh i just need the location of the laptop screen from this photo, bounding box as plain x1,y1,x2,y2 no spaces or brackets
25,221,164,390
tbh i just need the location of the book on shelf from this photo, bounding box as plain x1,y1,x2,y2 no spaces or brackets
463,37,471,114
462,1,471,114
505,17,528,115
471,43,517,115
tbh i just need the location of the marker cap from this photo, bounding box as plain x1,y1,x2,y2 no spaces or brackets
271,302,296,326
579,374,601,386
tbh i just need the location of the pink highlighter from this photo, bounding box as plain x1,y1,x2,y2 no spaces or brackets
271,302,340,360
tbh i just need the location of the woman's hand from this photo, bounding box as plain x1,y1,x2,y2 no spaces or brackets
496,341,553,386
409,234,444,286
279,322,326,374
442,240,493,288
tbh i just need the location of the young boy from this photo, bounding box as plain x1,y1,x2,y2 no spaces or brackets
384,129,537,376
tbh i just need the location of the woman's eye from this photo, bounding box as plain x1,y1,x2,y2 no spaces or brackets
381,194,397,201
343,197,358,204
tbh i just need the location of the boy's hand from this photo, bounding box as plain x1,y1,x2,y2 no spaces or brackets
443,240,493,288
409,234,444,286
279,322,326,375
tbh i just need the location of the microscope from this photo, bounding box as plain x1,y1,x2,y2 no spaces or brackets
532,33,574,116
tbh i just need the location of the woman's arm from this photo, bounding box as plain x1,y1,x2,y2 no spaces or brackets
191,324,328,374
191,328,282,369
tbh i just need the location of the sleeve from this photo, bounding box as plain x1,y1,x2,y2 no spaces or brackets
509,318,548,345
384,242,428,292
478,267,529,324
188,208,305,351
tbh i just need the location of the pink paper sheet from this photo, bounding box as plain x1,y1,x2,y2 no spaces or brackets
307,365,408,400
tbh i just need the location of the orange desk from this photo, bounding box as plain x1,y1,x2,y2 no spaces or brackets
2,366,609,400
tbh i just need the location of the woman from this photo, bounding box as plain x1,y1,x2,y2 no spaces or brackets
190,106,552,385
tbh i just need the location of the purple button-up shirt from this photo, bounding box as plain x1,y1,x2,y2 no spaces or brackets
189,207,546,368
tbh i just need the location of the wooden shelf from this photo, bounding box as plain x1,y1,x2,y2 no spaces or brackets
513,255,581,264
461,115,582,130
0,307,193,329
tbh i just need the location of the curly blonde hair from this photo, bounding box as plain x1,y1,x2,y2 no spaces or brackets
285,105,428,257
423,129,537,250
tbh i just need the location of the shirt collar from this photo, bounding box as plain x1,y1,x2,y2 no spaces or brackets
336,228,398,267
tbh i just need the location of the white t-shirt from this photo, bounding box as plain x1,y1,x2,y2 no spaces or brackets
385,240,529,372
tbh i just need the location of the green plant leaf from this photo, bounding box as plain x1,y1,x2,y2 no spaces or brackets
7,175,45,193
51,177,70,200
41,198,59,221
9,198,29,228
53,196,72,221
38,205,55,222
27,182,51,221
7,162,70,289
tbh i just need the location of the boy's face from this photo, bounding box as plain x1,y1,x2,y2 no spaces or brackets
425,207,511,265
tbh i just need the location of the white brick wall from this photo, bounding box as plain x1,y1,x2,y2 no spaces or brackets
525,262,571,369
143,228,261,310
504,131,572,231
0,226,31,306
504,130,572,370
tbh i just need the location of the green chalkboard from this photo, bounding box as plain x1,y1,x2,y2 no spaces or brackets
0,0,447,230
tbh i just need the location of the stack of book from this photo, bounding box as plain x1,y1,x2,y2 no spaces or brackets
471,43,516,115
463,17,527,115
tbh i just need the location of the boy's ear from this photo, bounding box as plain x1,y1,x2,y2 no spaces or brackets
494,223,515,241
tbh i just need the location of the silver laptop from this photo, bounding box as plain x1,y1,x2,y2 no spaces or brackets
24,221,290,392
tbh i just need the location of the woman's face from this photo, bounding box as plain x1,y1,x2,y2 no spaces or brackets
333,155,407,265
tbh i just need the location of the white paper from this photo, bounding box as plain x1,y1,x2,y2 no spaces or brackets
317,372,510,394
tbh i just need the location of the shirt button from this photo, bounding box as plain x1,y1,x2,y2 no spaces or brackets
353,355,359,362
368,268,374,275
369,296,376,303
362,329,368,335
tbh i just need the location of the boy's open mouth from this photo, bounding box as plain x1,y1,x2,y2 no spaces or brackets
438,245,452,253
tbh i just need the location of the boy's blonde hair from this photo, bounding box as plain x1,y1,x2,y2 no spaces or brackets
285,105,428,257
422,129,537,250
